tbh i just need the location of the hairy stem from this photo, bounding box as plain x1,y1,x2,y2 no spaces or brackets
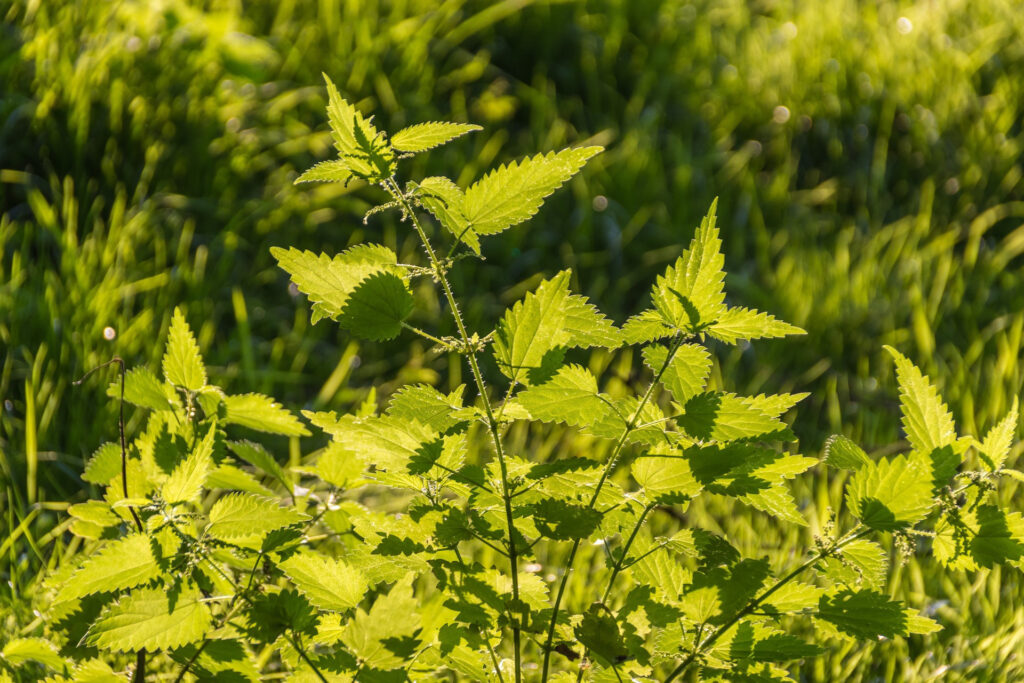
662,526,871,683
542,332,686,681
385,178,523,682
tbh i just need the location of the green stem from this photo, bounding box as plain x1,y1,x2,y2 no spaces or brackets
662,526,871,683
542,332,687,681
386,178,523,682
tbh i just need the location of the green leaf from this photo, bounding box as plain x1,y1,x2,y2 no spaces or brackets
271,244,404,325
229,440,293,494
205,463,274,496
206,493,308,541
337,270,415,341
462,146,602,236
162,307,206,391
622,309,674,345
642,343,712,403
162,421,216,504
517,364,616,428
279,551,368,612
493,271,571,384
706,306,805,344
846,454,933,531
1,638,64,670
886,346,957,453
724,622,820,662
418,176,478,254
632,451,701,503
531,499,602,540
486,569,550,611
342,576,420,669
824,538,888,590
391,121,481,152
650,199,726,331
294,159,355,185
107,367,174,411
979,397,1019,471
223,393,311,436
817,589,908,639
82,442,122,485
322,73,392,178
561,294,622,348
58,534,160,601
760,581,825,613
85,584,212,652
575,606,628,666
823,435,871,471
387,384,466,432
309,412,437,474
743,392,809,418
677,392,789,442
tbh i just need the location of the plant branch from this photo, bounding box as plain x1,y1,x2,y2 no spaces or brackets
385,177,523,682
542,331,687,681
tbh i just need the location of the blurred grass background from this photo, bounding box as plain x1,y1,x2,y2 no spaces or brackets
2,0,1024,678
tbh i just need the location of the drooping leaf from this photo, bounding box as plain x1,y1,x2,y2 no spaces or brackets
0,638,64,670
223,394,312,436
707,306,805,344
162,421,216,504
846,455,933,531
229,440,293,494
107,367,173,412
575,606,628,666
84,584,212,652
816,589,908,639
206,493,308,541
823,435,871,471
463,146,603,236
531,499,602,540
677,392,790,442
294,159,355,185
391,122,481,152
337,270,415,341
162,307,206,391
270,244,404,325
886,346,957,453
58,534,160,602
279,551,368,612
650,200,726,331
642,343,712,404
517,364,617,428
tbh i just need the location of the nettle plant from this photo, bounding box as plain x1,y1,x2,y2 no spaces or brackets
12,76,1024,682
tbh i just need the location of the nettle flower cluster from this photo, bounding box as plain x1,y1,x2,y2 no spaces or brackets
10,76,1023,683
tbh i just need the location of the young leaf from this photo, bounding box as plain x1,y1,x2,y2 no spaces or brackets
517,364,616,428
162,421,216,505
322,73,392,178
417,176,478,253
391,122,482,152
706,306,805,344
206,493,308,541
294,159,355,185
84,584,212,652
279,551,368,612
58,534,160,602
650,199,726,331
823,434,872,471
978,397,1019,471
846,454,933,531
162,307,206,391
885,346,957,453
642,343,712,403
223,393,311,436
561,294,622,348
462,146,603,236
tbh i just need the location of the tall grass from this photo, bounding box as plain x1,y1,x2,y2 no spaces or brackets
2,0,1023,678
